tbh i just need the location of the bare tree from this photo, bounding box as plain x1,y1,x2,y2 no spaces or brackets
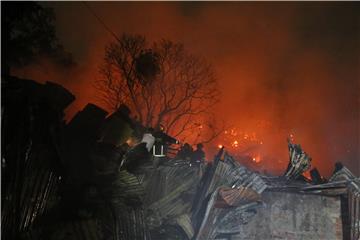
95,34,222,144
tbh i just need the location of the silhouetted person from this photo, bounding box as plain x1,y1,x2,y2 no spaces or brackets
177,143,193,161
310,168,326,184
333,162,344,175
191,143,206,165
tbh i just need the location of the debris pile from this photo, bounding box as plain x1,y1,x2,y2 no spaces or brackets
2,76,359,240
284,138,312,180
1,76,75,239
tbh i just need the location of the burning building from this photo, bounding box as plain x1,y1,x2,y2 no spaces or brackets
1,76,359,240
2,1,359,239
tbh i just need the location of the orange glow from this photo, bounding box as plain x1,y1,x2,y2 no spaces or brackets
252,155,261,163
10,2,359,178
289,133,295,143
303,171,311,180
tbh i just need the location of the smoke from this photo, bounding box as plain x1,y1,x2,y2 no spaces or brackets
12,2,359,177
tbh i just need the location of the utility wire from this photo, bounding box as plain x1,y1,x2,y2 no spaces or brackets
82,1,121,42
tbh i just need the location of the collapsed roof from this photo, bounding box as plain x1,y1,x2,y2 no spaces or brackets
2,76,359,240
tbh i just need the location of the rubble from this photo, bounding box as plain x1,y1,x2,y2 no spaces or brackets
1,76,75,239
2,76,359,240
284,138,312,180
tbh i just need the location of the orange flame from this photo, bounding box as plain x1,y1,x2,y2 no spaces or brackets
252,154,261,163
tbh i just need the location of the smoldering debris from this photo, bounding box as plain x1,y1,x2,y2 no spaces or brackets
2,76,359,240
283,138,312,181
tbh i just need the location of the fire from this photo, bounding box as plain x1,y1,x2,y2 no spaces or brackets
289,133,295,142
126,138,133,146
303,171,311,180
220,128,264,149
214,127,270,171
252,155,261,163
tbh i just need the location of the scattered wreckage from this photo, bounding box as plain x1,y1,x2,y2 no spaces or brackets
2,76,359,240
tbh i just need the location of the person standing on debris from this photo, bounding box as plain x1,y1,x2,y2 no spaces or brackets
176,143,193,161
191,143,206,165
333,162,344,174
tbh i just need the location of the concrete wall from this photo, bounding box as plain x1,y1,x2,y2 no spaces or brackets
228,192,343,240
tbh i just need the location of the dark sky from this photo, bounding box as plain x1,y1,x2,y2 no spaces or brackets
14,2,359,176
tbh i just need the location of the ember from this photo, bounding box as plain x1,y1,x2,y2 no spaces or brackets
252,155,261,163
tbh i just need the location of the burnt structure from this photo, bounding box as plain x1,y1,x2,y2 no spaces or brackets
1,76,359,240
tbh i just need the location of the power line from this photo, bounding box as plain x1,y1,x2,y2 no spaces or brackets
82,1,121,42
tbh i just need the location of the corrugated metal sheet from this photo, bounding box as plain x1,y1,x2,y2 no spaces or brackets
349,180,360,240
144,159,201,239
193,152,267,240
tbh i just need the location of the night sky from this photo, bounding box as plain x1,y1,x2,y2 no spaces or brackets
13,2,359,177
